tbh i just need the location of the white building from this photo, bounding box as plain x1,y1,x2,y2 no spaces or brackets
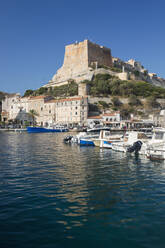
55,96,88,126
1,94,32,124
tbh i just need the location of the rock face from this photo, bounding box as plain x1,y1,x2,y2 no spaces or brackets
44,40,112,87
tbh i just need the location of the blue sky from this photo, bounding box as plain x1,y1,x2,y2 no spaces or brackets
0,0,165,95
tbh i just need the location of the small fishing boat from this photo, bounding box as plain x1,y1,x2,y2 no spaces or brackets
66,126,111,145
27,125,68,133
93,130,123,149
79,127,111,146
79,138,95,146
146,147,165,161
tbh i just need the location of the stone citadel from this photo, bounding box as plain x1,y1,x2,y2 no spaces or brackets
2,39,165,128
43,39,165,89
44,39,113,87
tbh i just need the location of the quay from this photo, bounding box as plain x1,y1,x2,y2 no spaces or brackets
0,128,27,132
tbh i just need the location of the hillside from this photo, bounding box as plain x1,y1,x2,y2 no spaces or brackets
24,73,165,99
87,74,165,98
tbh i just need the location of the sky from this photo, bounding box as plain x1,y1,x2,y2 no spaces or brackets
0,0,165,95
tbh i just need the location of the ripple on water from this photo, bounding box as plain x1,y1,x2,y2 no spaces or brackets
1,132,165,247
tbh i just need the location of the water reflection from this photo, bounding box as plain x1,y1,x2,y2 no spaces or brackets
1,132,165,245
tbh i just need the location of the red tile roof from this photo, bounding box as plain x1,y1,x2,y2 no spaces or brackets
103,112,120,117
87,116,102,119
45,99,56,103
1,111,8,115
45,96,87,104
56,97,86,102
29,95,47,100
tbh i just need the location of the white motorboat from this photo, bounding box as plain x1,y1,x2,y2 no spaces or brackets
93,130,123,148
69,126,111,144
112,131,148,154
145,128,165,160
112,128,165,159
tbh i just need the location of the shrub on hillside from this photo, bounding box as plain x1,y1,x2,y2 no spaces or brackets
128,95,142,106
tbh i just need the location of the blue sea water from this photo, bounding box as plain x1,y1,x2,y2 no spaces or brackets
0,132,165,248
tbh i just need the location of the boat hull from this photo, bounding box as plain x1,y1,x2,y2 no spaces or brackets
27,127,68,133
93,139,113,148
79,139,95,146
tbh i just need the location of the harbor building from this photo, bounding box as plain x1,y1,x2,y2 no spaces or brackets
54,96,88,127
1,94,88,127
28,95,54,126
1,94,32,125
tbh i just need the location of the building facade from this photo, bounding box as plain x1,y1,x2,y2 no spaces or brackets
2,94,88,127
1,94,33,125
55,96,88,126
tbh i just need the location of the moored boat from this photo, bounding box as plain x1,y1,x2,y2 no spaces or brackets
112,131,148,154
145,128,165,160
79,138,95,146
79,126,111,146
27,126,68,133
93,130,123,149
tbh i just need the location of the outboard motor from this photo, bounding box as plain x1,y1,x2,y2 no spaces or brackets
127,140,143,155
63,135,73,143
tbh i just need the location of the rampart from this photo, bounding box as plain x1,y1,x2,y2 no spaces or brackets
44,40,112,87
88,40,112,68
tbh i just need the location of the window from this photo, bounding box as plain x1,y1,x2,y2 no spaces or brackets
155,132,164,140
106,118,108,121
75,106,77,109
49,110,51,113
75,112,77,115
11,106,13,109
41,107,43,111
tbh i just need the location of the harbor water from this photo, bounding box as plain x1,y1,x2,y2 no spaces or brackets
0,132,165,247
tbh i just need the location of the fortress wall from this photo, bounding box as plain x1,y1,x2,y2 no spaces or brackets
55,40,89,80
51,40,113,86
87,41,113,68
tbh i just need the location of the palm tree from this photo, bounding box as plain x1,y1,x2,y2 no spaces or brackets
28,109,39,126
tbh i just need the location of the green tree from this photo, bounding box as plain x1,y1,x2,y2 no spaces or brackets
98,101,110,112
36,87,48,95
111,97,122,108
128,95,142,106
146,96,161,109
143,70,148,76
28,109,39,126
23,89,34,97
